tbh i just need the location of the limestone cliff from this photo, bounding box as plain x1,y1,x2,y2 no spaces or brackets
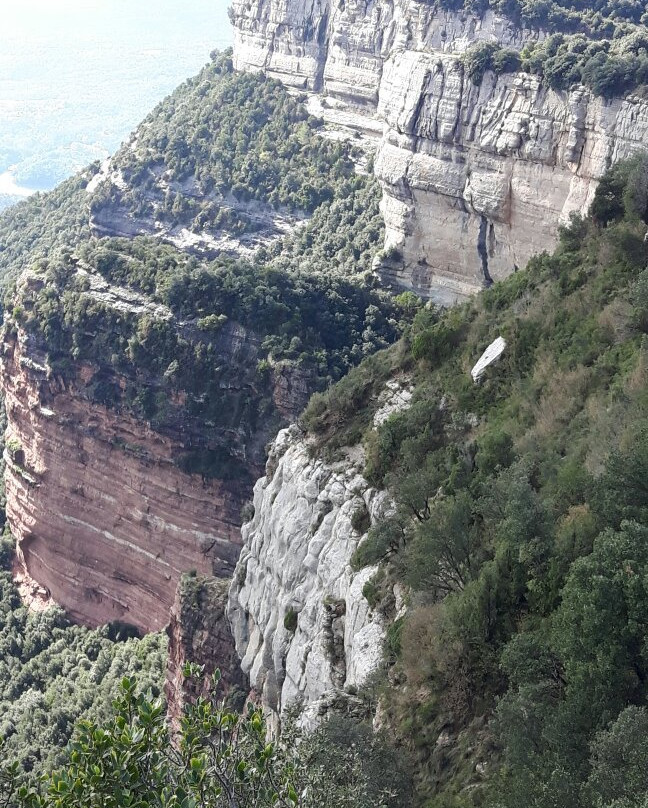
231,0,648,303
228,424,393,729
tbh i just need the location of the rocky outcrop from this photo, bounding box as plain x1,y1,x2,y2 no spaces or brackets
0,264,310,633
231,0,648,303
90,181,306,262
228,425,390,730
165,574,247,726
87,149,306,261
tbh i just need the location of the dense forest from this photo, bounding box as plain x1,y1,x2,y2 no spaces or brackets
0,537,166,786
304,154,648,806
90,52,369,238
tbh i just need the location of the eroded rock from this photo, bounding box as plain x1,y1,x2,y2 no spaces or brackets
231,0,648,303
227,425,390,730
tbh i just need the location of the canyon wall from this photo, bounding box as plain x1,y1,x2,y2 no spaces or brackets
1,266,307,633
228,425,394,729
231,0,648,303
2,326,241,633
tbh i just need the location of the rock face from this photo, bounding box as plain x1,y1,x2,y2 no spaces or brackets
471,336,507,382
165,574,247,727
228,425,389,729
0,265,310,634
1,326,242,633
231,0,648,303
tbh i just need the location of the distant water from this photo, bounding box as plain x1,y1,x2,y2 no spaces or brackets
0,0,233,205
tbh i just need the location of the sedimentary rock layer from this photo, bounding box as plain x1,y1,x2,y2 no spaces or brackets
231,0,648,303
1,328,243,633
0,254,313,634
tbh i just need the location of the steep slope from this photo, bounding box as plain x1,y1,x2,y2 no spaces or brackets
230,157,648,806
1,227,405,632
0,51,410,637
231,0,648,303
87,53,366,261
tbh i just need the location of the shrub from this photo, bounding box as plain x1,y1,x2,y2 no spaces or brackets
284,609,299,632
351,505,371,534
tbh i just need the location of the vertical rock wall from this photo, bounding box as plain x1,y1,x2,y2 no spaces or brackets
1,328,243,633
231,0,648,303
228,426,391,728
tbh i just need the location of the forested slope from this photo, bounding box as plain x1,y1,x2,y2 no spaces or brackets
0,539,166,784
302,155,648,807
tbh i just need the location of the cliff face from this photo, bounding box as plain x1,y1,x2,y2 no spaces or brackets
1,265,309,633
165,575,247,726
2,327,241,633
228,425,393,729
231,0,648,303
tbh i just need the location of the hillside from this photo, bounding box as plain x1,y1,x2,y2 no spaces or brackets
0,50,410,638
283,155,647,806
0,4,647,807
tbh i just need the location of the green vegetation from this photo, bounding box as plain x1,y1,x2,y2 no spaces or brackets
0,53,393,483
72,237,404,377
0,175,91,289
11,236,407,479
305,155,648,806
92,51,363,234
1,665,411,808
0,538,166,786
283,609,298,632
446,0,647,34
266,169,385,278
457,0,648,97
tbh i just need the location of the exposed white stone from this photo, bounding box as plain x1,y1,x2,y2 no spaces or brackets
373,378,413,427
231,0,648,303
471,336,507,382
227,425,388,728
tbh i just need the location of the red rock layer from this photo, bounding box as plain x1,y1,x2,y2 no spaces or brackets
165,575,247,728
1,330,245,633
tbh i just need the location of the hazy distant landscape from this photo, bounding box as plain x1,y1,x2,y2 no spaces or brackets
0,0,232,210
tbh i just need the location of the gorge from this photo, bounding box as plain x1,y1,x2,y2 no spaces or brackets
0,1,648,805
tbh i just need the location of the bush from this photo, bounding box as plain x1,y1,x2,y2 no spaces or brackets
351,505,371,534
284,609,299,632
351,518,405,570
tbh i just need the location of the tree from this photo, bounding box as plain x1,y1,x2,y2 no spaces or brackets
0,666,411,808
402,491,480,594
585,706,648,807
1,666,299,808
553,522,648,734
